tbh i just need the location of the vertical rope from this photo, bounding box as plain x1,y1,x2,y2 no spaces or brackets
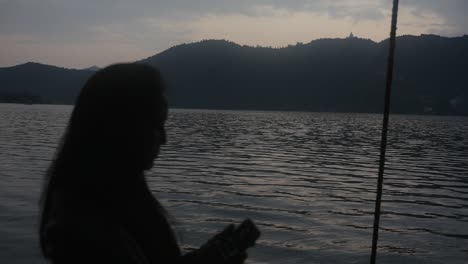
370,0,399,263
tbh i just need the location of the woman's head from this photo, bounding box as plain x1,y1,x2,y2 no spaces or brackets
57,63,168,181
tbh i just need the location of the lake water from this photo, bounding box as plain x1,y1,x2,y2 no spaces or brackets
0,103,467,264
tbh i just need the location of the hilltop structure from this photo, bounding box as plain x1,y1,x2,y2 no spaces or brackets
347,32,357,39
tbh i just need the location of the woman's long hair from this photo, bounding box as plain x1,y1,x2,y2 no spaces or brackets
39,63,168,257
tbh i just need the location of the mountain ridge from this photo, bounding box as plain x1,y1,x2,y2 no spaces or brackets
1,34,467,115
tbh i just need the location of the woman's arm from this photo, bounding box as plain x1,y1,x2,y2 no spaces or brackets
176,223,257,264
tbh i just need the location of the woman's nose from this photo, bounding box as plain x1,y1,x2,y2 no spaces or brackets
155,128,166,145
160,129,167,145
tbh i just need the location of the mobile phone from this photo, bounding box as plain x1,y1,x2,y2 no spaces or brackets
232,218,261,251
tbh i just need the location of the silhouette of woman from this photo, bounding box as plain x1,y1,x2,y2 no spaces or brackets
39,63,258,264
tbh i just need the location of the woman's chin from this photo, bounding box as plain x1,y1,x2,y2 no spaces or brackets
143,154,159,170
143,160,154,171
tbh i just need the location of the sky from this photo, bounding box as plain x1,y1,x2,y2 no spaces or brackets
1,0,466,69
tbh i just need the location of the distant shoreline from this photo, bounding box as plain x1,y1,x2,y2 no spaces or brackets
1,102,467,117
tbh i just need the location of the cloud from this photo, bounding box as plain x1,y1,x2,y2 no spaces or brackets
0,0,392,36
400,0,467,36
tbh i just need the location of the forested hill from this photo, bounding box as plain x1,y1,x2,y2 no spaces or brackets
1,34,467,115
0,62,94,104
140,35,468,115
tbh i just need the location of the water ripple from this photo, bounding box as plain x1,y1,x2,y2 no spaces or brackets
1,105,467,264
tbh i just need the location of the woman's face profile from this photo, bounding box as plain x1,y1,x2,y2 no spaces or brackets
142,104,168,170
152,122,167,156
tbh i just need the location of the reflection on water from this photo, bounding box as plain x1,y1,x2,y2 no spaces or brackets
0,104,467,264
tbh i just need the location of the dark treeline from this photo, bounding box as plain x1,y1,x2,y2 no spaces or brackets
0,63,94,104
1,34,467,115
0,91,42,104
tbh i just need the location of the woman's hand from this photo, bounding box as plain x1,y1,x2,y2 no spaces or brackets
181,220,260,264
225,252,247,264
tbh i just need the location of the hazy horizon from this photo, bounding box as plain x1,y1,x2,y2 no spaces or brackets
4,33,468,70
1,0,467,68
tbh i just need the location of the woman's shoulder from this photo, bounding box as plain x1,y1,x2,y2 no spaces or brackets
47,216,151,264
